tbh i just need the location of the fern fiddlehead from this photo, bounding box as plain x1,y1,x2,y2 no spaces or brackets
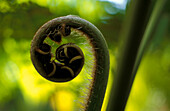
30,15,109,110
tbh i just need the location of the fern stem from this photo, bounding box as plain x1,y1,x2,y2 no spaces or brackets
107,0,153,110
133,0,167,74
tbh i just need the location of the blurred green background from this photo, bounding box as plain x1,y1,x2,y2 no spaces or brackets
0,0,170,111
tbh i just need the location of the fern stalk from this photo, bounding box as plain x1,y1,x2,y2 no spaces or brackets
107,0,153,110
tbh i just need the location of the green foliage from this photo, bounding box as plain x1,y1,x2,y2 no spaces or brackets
0,0,170,111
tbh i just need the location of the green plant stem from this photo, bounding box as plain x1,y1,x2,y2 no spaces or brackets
107,0,153,111
133,0,167,75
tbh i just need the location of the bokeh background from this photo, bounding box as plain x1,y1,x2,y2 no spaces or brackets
0,0,170,111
